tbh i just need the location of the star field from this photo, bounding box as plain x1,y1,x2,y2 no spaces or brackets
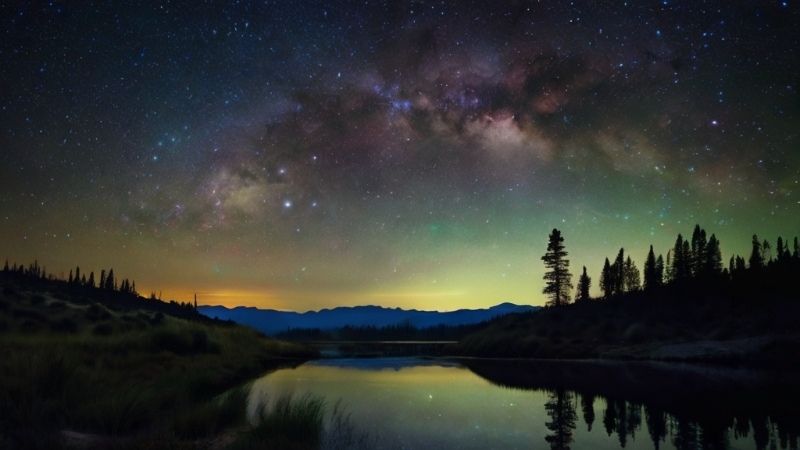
1,1,798,310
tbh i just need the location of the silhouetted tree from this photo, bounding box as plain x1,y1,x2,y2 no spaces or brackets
672,235,691,280
735,256,746,273
68,269,73,284
645,406,667,450
100,270,106,290
690,224,707,276
777,237,788,262
749,235,763,270
762,239,772,264
544,389,577,450
600,258,614,299
88,271,95,288
644,245,657,290
105,269,115,290
74,266,81,285
623,256,641,291
794,237,799,259
541,229,573,307
705,234,722,275
655,254,664,287
581,394,595,431
664,250,673,283
576,267,591,302
3,260,8,272
613,248,625,295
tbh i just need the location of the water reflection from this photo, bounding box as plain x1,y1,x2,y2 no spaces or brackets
249,358,800,449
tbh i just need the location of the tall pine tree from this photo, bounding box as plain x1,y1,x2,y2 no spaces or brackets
576,266,591,302
749,235,763,270
643,245,657,290
600,258,613,299
541,229,573,307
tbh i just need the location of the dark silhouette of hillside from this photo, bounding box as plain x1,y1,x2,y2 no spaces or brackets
0,260,218,323
460,226,800,365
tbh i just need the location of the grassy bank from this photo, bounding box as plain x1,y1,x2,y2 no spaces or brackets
0,273,318,448
458,270,800,366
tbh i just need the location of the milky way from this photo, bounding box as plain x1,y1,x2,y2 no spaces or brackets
1,1,798,310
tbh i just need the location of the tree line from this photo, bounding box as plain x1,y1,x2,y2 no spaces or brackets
1,259,199,312
4,260,139,296
541,225,800,306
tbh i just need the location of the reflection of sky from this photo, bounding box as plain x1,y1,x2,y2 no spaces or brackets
247,359,753,450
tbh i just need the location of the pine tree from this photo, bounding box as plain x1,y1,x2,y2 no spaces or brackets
672,235,689,281
3,260,8,272
794,237,799,259
681,240,691,279
541,229,573,307
106,269,115,290
664,250,672,284
777,237,787,262
88,272,95,288
68,270,73,284
643,245,657,290
690,225,707,276
749,235,763,270
576,266,591,302
613,248,625,295
623,256,641,291
736,255,746,273
100,270,106,289
655,255,664,287
74,266,81,285
705,234,722,275
600,258,614,299
762,240,772,263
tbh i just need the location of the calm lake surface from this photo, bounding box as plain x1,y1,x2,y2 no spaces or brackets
248,357,799,450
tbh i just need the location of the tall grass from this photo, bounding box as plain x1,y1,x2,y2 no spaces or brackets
230,393,371,450
0,284,317,448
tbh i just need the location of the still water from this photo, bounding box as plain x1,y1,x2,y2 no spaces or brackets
248,357,799,450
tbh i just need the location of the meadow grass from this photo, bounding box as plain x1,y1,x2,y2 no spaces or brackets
0,283,316,448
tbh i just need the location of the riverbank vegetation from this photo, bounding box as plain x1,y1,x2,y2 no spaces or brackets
0,267,318,448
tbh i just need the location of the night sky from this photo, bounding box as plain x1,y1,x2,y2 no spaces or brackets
1,1,798,310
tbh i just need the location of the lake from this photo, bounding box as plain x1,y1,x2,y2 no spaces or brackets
247,357,800,449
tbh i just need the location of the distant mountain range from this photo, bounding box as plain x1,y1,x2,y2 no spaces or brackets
198,302,538,335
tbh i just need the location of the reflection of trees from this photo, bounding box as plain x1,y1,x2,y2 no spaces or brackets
645,405,668,450
464,360,799,450
672,417,699,450
580,393,595,431
544,389,578,450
